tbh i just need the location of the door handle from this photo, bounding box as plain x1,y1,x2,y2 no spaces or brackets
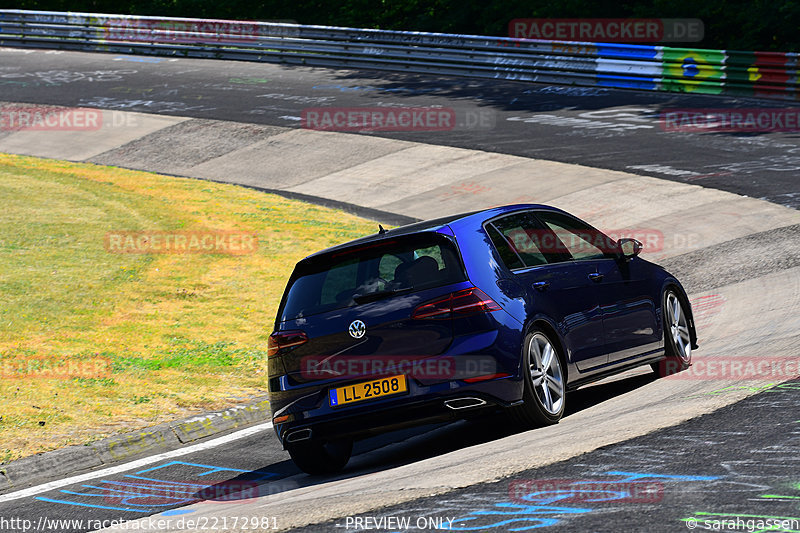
532,281,550,291
588,273,604,282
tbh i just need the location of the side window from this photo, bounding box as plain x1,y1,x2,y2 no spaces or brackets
489,213,550,268
486,224,524,270
534,211,616,261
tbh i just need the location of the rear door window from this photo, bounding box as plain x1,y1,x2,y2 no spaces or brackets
486,212,571,269
280,233,466,321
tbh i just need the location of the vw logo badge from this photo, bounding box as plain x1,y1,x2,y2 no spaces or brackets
348,319,366,339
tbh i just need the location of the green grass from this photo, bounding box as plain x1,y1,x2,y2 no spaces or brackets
0,153,377,462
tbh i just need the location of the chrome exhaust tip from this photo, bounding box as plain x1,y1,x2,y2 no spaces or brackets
444,397,488,410
286,428,313,443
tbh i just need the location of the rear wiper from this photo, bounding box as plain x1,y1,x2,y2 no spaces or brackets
353,287,412,304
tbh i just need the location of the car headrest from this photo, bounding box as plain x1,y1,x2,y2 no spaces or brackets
394,256,440,287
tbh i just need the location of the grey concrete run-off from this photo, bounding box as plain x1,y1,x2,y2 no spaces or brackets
0,397,270,495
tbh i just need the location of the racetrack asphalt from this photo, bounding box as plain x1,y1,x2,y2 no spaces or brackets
1,48,798,209
4,379,799,533
291,378,800,533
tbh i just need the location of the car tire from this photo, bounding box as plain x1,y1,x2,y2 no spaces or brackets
652,289,693,377
510,328,566,428
286,438,353,475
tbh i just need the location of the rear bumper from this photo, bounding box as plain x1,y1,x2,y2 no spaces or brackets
273,376,522,446
271,308,525,446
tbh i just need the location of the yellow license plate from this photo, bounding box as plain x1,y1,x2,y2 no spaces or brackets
329,375,407,407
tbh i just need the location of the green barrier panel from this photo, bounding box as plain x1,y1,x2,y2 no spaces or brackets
662,48,726,95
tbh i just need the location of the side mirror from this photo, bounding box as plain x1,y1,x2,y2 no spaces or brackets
618,238,643,259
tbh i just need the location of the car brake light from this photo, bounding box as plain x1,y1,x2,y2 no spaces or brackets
412,288,501,320
268,330,308,357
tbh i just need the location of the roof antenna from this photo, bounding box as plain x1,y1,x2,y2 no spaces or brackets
378,224,387,235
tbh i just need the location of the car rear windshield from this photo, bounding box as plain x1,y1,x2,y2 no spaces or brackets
279,232,466,321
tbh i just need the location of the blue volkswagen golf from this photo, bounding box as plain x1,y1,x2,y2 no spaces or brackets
268,204,697,474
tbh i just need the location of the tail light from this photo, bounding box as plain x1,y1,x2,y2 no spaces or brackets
268,330,308,357
412,287,501,320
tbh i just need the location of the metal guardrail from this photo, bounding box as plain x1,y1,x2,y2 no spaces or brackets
1,9,797,100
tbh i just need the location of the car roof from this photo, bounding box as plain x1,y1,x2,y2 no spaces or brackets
301,204,562,261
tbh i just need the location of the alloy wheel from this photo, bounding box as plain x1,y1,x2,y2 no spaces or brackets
666,292,691,362
528,333,565,415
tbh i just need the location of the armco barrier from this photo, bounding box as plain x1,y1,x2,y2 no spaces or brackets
0,10,797,100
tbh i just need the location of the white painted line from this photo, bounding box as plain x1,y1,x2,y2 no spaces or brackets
0,421,274,503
